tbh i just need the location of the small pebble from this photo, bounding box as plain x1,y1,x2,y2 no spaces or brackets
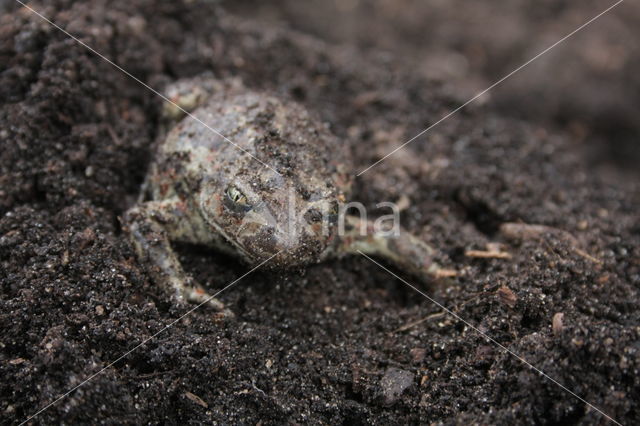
552,312,564,335
380,367,414,405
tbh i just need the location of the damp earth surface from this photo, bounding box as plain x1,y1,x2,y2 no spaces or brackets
1,0,639,424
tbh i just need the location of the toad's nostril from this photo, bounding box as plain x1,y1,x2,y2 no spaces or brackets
304,208,323,224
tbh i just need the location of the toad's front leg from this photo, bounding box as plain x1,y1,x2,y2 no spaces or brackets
123,198,231,315
335,215,453,282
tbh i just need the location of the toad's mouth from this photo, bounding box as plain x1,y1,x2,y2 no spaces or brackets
199,214,255,263
222,234,255,262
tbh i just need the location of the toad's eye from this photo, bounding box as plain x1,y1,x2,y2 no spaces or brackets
224,186,251,212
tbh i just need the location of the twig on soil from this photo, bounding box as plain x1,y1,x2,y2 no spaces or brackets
573,248,602,264
106,124,123,146
184,391,208,408
500,222,602,263
394,290,489,333
393,312,446,333
465,249,512,259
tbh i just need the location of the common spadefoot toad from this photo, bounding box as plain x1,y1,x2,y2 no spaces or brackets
124,76,446,313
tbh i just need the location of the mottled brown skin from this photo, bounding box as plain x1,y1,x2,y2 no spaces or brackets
124,76,443,312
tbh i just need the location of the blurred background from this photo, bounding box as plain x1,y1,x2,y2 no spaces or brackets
229,0,639,173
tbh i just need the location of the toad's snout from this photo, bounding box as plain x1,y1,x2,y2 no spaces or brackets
239,225,327,268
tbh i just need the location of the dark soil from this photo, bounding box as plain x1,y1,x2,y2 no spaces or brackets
1,1,639,424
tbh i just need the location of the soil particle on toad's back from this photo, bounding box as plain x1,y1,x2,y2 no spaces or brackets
1,0,639,425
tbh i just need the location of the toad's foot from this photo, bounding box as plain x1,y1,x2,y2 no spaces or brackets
123,198,233,316
335,215,455,283
183,282,235,317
